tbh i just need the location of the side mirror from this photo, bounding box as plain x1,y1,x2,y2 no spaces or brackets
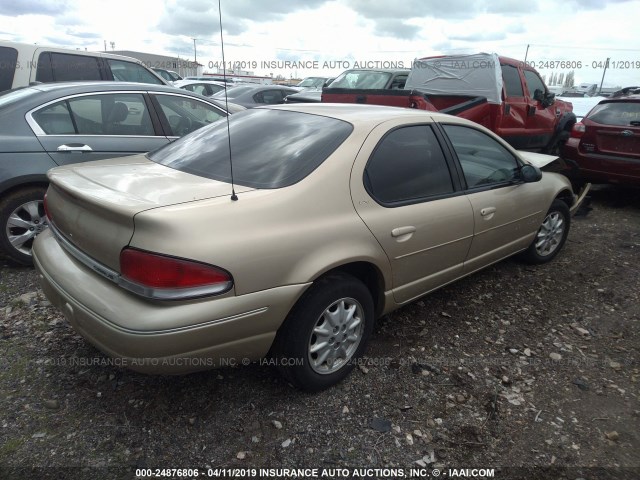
520,164,542,183
533,89,544,102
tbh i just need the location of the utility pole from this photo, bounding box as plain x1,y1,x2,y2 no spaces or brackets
524,44,529,63
104,40,107,52
598,57,610,95
192,38,197,64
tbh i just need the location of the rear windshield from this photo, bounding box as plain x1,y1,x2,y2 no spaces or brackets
330,70,392,89
147,109,353,188
588,101,640,126
213,85,254,99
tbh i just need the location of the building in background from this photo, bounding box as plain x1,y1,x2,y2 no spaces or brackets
112,50,200,78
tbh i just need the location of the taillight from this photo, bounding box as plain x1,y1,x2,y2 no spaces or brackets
570,122,586,139
119,248,233,300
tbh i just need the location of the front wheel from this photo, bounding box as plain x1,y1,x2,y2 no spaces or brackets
271,273,374,391
520,199,570,264
0,187,48,265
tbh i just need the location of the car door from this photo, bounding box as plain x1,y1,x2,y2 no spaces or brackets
496,63,529,149
351,120,474,305
29,92,169,166
440,123,547,273
522,69,556,149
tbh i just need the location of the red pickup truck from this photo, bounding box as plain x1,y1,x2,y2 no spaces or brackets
322,53,576,154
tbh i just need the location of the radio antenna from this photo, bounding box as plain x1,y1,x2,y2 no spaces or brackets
218,0,238,201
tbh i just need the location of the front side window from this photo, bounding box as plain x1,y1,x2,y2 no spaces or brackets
147,109,353,188
107,59,164,85
154,94,225,136
32,93,154,136
364,125,454,204
442,124,519,188
523,70,546,98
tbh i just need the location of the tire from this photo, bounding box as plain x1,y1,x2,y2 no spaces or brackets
271,273,375,392
0,187,48,266
520,199,570,264
544,130,570,157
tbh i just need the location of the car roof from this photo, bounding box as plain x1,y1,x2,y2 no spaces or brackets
21,81,181,94
262,102,465,125
602,94,640,102
174,79,227,87
0,81,236,112
340,68,409,74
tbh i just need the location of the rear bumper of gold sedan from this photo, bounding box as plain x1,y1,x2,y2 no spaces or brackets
33,229,309,374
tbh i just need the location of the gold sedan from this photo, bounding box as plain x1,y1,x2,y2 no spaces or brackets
33,104,586,391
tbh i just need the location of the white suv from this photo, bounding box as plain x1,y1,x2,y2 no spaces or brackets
0,40,167,92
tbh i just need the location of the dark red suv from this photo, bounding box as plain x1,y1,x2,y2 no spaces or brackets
562,93,640,186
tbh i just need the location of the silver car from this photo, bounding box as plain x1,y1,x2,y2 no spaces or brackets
0,81,244,264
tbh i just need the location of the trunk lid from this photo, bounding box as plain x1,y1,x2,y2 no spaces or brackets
593,125,640,157
46,154,253,270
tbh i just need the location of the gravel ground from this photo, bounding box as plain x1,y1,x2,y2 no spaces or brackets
1,185,639,480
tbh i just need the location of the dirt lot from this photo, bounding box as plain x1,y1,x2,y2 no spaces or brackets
1,185,639,480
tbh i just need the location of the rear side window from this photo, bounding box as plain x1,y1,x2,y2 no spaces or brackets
148,109,353,188
501,64,524,97
32,93,154,136
36,52,103,82
364,125,454,204
588,101,640,126
0,46,18,92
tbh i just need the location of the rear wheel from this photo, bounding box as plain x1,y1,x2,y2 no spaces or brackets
271,273,374,391
0,187,48,265
520,199,570,264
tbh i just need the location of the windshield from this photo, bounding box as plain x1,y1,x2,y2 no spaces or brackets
297,77,325,88
329,70,392,89
147,108,353,189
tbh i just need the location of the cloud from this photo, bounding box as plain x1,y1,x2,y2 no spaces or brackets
157,0,327,38
373,19,421,40
449,31,507,42
64,29,102,40
568,0,633,7
0,0,69,16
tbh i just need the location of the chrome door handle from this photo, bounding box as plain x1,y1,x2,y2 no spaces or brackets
480,207,496,217
57,144,93,152
391,226,416,237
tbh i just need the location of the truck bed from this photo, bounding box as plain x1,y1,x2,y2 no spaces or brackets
322,88,494,128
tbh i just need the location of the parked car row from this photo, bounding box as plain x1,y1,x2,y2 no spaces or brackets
0,39,627,393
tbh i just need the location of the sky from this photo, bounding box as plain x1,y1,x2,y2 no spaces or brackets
1,0,639,86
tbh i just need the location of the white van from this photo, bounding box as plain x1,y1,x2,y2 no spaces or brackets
0,40,168,92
